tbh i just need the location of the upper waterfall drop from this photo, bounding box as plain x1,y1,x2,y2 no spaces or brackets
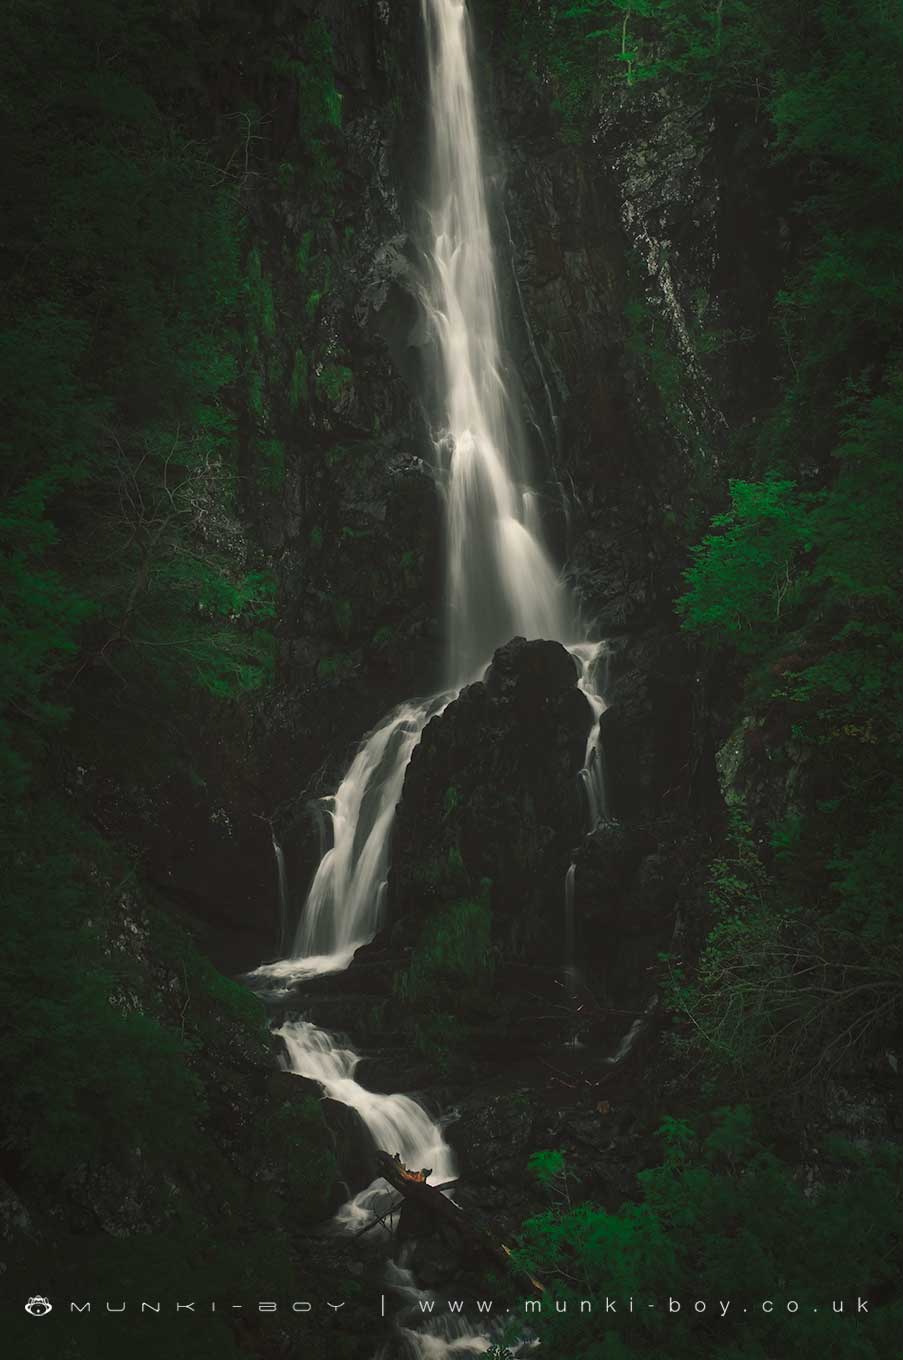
421,0,574,686
248,0,600,988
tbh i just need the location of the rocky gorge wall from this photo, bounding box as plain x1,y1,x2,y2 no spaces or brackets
43,0,735,1271
80,0,760,990
10,3,901,1358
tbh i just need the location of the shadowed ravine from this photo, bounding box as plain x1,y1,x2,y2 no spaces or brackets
250,2,607,1353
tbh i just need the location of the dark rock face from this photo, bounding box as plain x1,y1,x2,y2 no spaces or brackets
596,627,697,822
388,638,592,959
320,1097,381,1198
77,2,442,975
484,634,579,706
573,820,686,1012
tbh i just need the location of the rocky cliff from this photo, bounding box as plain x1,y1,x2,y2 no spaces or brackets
5,2,901,1358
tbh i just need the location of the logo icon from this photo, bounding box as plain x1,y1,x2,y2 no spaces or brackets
25,1296,52,1317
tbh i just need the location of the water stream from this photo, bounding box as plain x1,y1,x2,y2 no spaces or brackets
271,834,289,957
249,2,609,1354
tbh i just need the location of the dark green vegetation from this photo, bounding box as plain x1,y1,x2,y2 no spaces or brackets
473,2,903,1354
504,1110,903,1359
391,889,496,1070
0,1,349,1353
3,1,903,1357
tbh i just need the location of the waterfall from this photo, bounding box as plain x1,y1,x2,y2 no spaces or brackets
572,641,608,827
564,858,577,980
420,0,573,686
277,1021,456,1232
249,4,608,1354
292,696,449,972
272,835,289,955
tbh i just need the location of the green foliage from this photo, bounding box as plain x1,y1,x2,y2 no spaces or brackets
0,799,203,1177
528,1148,566,1187
245,246,276,339
289,347,309,412
273,21,342,191
666,816,903,1091
513,1111,903,1357
0,0,283,787
316,362,353,404
296,230,315,275
486,0,773,137
409,1012,465,1073
395,894,495,1008
256,437,286,492
677,475,810,652
677,373,903,1087
317,652,354,681
0,9,351,1300
263,1098,338,1222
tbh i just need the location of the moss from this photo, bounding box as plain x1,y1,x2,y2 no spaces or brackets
317,652,354,681
245,246,275,338
248,368,265,422
273,21,342,139
266,1097,338,1222
289,347,308,412
267,351,284,388
256,437,285,492
317,362,353,405
395,893,494,1008
334,596,353,638
296,230,314,275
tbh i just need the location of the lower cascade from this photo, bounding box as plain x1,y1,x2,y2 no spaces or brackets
276,1021,456,1234
250,1,607,1353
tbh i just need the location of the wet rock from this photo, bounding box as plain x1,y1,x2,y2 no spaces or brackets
0,1179,31,1235
484,635,579,706
388,638,592,960
321,1098,381,1196
574,821,683,1011
597,628,695,820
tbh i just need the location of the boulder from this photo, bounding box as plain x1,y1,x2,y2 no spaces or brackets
388,638,592,961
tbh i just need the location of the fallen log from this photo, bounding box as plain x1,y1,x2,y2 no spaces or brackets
352,1197,405,1240
375,1152,544,1293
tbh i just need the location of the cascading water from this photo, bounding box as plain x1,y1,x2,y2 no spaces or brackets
293,696,448,971
277,1021,456,1231
272,834,289,956
420,0,573,686
248,2,609,1354
572,641,608,828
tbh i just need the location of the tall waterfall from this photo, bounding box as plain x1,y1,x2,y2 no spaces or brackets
249,3,606,1354
421,0,573,686
252,0,582,988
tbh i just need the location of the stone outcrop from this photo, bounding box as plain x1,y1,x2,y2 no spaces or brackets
388,637,592,959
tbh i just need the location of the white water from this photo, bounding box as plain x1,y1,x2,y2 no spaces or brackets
271,837,288,955
293,696,448,969
572,641,608,827
420,0,574,686
278,1021,456,1231
249,3,611,1355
